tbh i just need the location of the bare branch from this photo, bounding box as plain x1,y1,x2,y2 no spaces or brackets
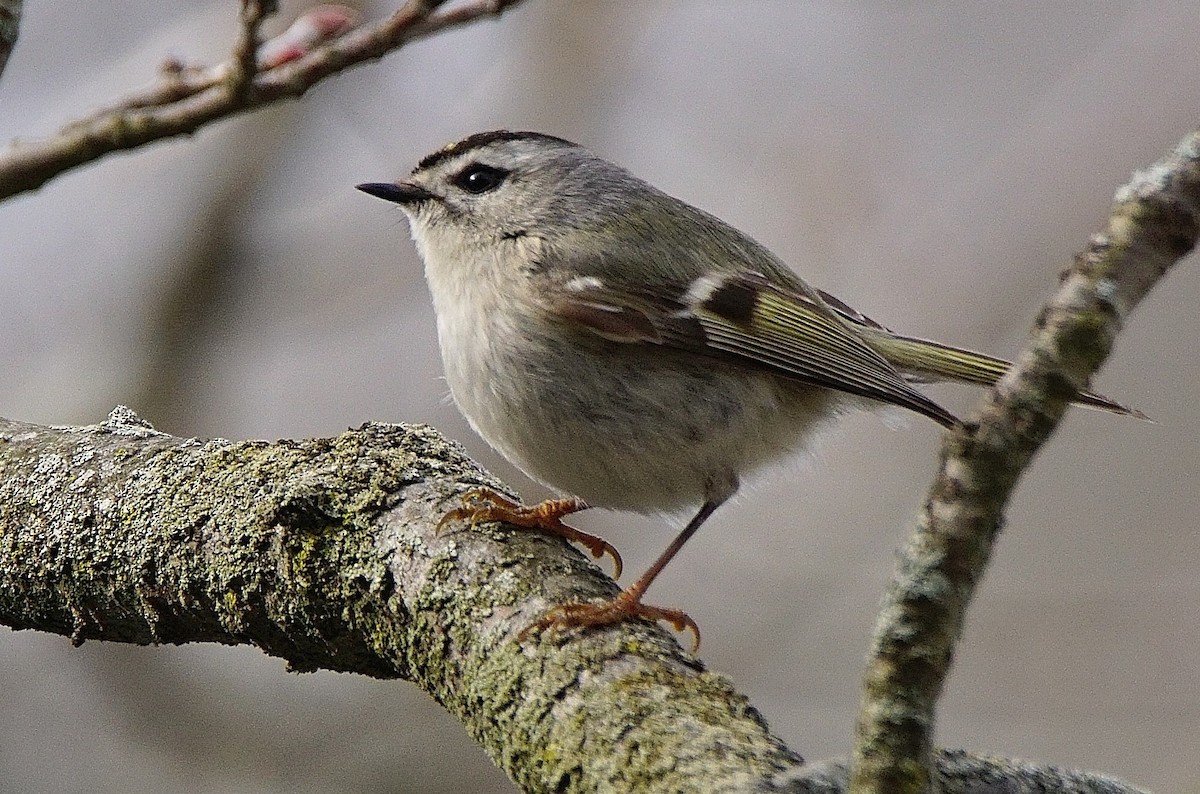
0,0,20,82
0,0,525,201
229,0,277,97
848,131,1200,793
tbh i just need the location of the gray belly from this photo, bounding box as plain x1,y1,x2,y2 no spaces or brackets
444,330,836,513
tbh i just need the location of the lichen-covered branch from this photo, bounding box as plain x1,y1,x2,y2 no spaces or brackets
0,408,1153,793
848,132,1200,794
0,0,525,200
777,753,1148,794
0,0,20,81
0,408,800,793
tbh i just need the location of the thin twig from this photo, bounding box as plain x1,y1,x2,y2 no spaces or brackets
229,0,277,97
847,130,1200,793
0,0,526,200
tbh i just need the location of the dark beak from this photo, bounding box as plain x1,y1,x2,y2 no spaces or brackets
355,181,435,205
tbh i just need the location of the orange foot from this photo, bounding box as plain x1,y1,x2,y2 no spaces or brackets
520,588,701,652
441,489,623,579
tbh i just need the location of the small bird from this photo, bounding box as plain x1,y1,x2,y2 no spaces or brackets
358,130,1139,650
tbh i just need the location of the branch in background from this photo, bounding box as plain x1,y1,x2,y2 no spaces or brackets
0,0,20,81
0,0,525,201
848,131,1200,793
228,0,278,97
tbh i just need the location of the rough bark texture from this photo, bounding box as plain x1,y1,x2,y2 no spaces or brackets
0,408,1152,793
0,408,800,792
778,754,1148,794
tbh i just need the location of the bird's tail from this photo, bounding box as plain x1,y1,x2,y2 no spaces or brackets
858,328,1147,419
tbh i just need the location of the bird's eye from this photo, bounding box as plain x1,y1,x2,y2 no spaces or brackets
450,163,509,194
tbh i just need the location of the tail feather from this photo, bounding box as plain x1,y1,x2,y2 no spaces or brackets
859,329,1148,420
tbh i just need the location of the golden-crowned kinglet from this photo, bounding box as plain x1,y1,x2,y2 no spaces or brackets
357,130,1138,649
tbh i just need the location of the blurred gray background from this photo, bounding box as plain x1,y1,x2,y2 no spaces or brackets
2,2,1197,792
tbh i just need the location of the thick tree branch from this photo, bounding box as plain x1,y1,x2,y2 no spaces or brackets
775,753,1148,794
0,0,524,200
0,408,800,792
849,132,1200,793
0,408,1152,793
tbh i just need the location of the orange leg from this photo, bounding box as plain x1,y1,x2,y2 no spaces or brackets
521,588,701,652
519,498,723,653
441,489,623,579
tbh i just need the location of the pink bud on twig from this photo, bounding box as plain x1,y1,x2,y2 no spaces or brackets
257,4,360,69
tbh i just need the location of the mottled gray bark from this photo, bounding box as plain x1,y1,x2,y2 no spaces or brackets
0,408,800,792
0,407,1150,793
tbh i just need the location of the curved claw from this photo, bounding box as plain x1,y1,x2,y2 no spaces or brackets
439,488,623,579
437,489,494,532
555,527,623,581
519,592,702,653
